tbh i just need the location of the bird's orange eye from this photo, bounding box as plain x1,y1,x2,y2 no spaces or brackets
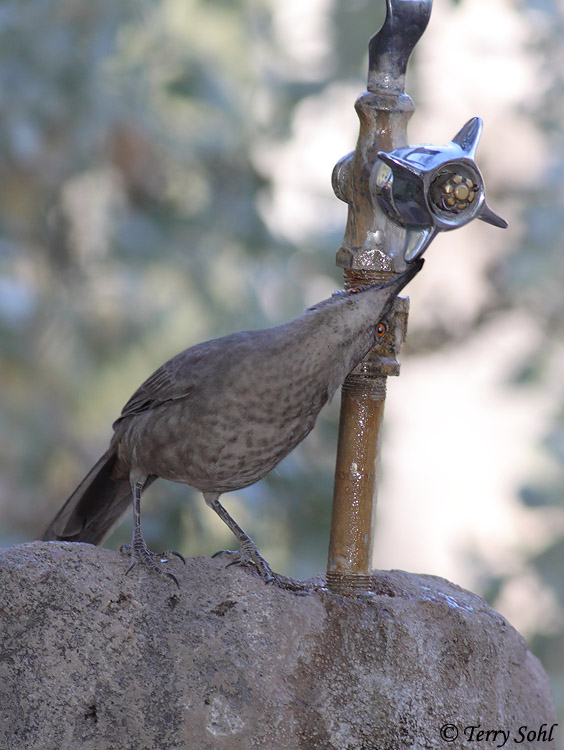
376,323,386,337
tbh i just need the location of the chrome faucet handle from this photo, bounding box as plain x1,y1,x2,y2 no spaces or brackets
374,116,508,261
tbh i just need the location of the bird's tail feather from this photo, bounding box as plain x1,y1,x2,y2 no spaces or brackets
41,449,133,546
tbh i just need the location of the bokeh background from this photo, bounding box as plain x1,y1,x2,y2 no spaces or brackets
1,0,563,725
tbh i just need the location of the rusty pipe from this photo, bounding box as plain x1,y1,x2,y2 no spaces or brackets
326,0,432,595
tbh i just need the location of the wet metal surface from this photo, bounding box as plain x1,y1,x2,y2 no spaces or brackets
326,0,432,593
328,376,386,575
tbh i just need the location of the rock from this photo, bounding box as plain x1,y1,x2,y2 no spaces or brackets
0,542,556,749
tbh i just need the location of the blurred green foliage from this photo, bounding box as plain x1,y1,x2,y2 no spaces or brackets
0,0,563,720
485,0,564,716
0,0,383,569
492,0,564,717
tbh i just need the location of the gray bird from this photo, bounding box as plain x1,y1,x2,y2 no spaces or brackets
41,259,423,586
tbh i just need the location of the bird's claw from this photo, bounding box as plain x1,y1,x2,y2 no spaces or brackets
268,573,319,594
120,543,185,588
120,543,186,564
213,542,275,584
213,544,317,594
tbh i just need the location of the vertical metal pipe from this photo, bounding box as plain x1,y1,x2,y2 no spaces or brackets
327,376,386,588
326,292,410,594
326,0,432,595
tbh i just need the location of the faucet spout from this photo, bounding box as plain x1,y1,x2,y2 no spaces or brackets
368,0,433,93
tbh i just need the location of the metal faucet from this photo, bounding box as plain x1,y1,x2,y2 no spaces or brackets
326,0,507,595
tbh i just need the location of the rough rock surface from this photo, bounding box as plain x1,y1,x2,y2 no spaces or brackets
0,542,556,750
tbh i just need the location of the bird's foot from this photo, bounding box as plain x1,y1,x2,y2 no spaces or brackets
213,543,318,594
213,540,275,584
268,573,320,595
120,542,185,588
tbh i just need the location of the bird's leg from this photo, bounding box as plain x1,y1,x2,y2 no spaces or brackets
205,493,317,593
120,480,185,588
204,493,276,584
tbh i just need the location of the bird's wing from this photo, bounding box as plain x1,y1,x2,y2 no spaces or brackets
113,330,258,425
114,348,206,423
